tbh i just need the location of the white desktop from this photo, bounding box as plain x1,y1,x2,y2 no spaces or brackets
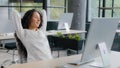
66,18,120,68
57,13,73,30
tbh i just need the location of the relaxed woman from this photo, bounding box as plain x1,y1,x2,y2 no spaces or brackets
12,9,52,62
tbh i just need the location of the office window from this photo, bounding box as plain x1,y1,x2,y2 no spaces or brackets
91,0,99,18
0,0,67,21
91,0,120,17
48,0,66,20
113,0,120,17
103,0,112,17
14,3,42,13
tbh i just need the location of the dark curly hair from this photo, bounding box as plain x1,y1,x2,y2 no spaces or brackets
21,9,43,29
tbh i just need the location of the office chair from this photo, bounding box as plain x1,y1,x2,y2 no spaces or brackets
46,21,63,57
46,21,58,31
1,33,27,68
14,33,27,63
1,42,17,68
46,21,59,52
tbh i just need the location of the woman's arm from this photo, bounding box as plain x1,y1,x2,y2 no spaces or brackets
39,9,47,32
11,9,23,38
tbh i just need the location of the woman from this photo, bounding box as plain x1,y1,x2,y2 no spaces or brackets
12,9,52,62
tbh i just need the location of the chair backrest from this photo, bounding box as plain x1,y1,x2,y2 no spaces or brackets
46,21,58,31
14,33,27,63
57,13,73,30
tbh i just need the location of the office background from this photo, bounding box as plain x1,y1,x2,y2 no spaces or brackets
0,0,120,67
0,0,120,56
0,0,120,51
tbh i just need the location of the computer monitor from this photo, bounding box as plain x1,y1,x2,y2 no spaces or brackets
57,13,73,30
58,18,119,68
81,18,119,64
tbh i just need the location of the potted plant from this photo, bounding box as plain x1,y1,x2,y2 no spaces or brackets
52,32,84,54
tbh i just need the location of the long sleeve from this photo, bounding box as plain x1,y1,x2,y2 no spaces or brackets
11,9,23,38
39,9,47,33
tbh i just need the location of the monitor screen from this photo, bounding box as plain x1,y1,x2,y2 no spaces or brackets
57,13,73,30
81,18,119,62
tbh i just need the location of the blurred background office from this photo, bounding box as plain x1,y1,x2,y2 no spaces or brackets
1,0,120,36
1,0,120,65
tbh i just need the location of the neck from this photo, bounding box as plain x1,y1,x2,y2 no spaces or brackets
29,27,38,31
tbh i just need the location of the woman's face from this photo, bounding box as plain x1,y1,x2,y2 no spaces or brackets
29,11,41,29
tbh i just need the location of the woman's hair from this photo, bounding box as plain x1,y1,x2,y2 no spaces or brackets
21,9,43,29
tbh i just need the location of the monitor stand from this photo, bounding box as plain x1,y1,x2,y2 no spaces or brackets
90,57,104,68
89,42,111,68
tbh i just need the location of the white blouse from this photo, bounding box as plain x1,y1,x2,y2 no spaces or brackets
11,9,52,62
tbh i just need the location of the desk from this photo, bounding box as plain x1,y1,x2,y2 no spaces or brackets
46,30,86,35
7,51,120,68
0,30,86,40
0,30,86,49
0,34,14,40
47,30,86,56
0,33,15,48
